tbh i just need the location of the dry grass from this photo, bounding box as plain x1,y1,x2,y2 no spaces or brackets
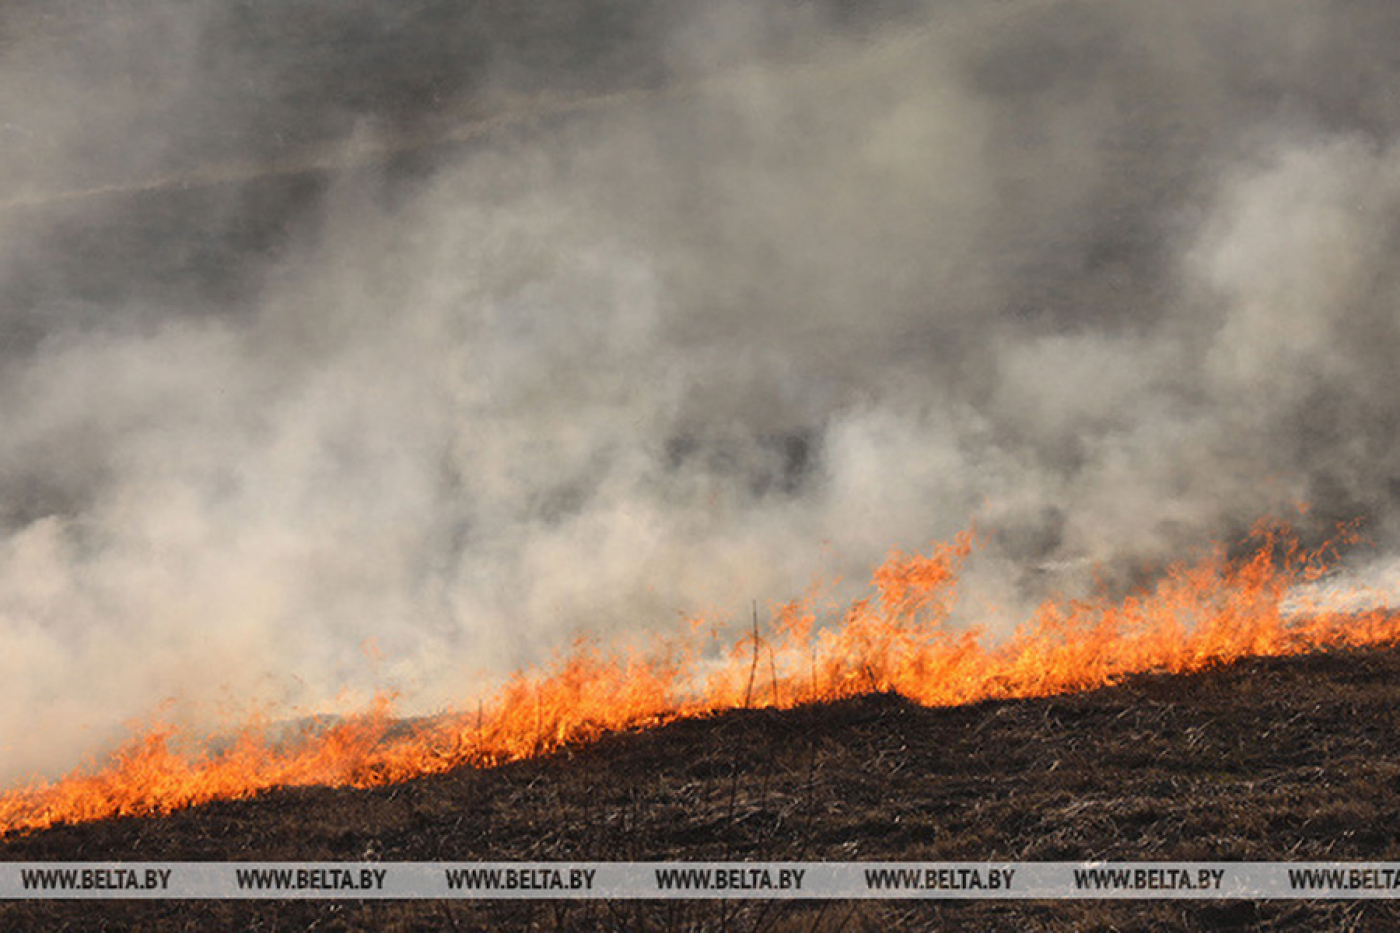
5,646,1400,929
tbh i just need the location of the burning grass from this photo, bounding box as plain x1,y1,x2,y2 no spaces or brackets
3,520,1399,839
8,632,1400,930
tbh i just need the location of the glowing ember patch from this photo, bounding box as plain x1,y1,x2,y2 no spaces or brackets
2,522,1397,837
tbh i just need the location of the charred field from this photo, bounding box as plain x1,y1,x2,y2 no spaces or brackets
5,645,1400,931
7,0,1400,929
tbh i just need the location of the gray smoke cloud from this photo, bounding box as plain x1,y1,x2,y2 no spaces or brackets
2,0,1399,780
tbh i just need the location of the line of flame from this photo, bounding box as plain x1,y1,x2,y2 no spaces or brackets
3,520,1397,837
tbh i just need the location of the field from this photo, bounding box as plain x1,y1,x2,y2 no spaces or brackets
5,646,1400,930
4,1,1400,929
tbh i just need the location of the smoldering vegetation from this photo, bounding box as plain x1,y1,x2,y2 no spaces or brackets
3,0,1400,781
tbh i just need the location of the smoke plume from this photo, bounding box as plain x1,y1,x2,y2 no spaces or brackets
2,0,1399,779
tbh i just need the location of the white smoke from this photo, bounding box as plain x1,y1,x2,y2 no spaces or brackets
1,0,1399,780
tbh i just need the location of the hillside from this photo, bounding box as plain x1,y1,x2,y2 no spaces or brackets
5,1,1400,929
5,646,1400,930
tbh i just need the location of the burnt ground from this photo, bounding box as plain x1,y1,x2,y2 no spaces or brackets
4,646,1400,930
6,2,1400,929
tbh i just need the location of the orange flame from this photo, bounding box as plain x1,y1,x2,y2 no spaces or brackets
3,521,1398,837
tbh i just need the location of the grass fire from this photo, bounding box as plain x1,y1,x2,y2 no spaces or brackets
4,521,1398,841
5,0,1400,929
7,530,1400,930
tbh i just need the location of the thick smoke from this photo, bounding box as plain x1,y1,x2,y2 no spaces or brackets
2,0,1399,780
